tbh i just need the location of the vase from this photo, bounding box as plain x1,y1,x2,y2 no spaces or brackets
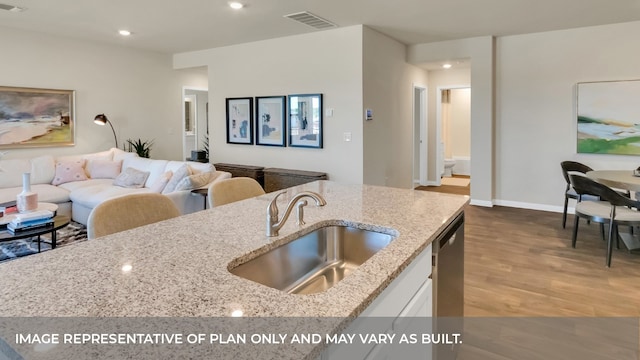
16,172,38,213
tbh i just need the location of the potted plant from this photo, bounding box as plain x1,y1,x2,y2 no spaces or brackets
126,138,154,158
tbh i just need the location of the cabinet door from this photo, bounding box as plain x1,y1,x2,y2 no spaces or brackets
361,245,432,318
322,245,433,360
394,278,432,331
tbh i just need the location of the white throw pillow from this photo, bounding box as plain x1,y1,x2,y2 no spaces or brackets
30,155,56,184
149,170,173,193
51,160,88,185
162,164,191,194
113,167,150,188
86,159,122,179
174,172,213,191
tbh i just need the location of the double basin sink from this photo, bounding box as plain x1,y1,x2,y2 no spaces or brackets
229,224,396,295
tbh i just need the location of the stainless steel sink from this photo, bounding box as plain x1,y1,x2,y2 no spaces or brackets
229,225,396,295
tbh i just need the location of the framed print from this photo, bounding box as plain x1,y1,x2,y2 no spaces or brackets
255,96,286,146
288,93,323,148
0,86,75,149
577,80,640,155
226,97,253,145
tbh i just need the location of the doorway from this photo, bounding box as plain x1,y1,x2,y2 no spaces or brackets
182,87,209,161
413,85,427,186
436,85,470,188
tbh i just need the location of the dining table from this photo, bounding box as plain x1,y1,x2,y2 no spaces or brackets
586,170,640,193
586,169,640,251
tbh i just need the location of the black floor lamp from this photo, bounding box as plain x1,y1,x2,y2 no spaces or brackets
94,114,118,148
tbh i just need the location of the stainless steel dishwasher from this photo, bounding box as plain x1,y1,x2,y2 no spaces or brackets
432,212,464,360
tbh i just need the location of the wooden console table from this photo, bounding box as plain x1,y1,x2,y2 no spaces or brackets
213,163,265,188
263,168,328,192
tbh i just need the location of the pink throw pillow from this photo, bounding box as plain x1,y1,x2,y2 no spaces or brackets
87,159,122,179
52,160,88,185
149,171,173,193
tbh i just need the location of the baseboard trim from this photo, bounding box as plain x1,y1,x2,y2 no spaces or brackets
469,199,493,207
493,199,571,214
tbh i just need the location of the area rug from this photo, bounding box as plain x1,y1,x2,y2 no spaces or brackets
441,177,470,187
0,221,87,263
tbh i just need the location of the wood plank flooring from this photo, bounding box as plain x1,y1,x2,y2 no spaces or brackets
417,183,640,359
463,205,640,316
415,175,470,196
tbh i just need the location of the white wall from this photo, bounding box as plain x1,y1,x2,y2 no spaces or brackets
496,21,640,211
0,26,207,161
362,27,429,189
174,26,364,184
448,88,471,158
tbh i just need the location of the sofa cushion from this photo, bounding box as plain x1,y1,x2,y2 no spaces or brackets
113,167,150,188
0,184,70,204
149,171,173,193
69,184,151,208
87,159,122,179
57,178,114,192
175,171,213,191
30,155,56,184
122,157,168,188
52,160,88,185
112,148,138,162
0,156,56,188
162,164,191,194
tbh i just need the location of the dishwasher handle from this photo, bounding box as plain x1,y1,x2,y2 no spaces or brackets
435,212,463,251
440,234,455,248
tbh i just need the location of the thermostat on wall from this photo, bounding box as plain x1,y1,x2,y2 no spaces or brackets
365,108,373,121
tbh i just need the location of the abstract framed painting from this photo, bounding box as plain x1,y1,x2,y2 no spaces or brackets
226,97,253,145
255,96,286,147
288,93,323,148
577,80,640,155
0,86,75,149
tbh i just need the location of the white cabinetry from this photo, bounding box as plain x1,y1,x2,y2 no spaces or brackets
322,244,433,359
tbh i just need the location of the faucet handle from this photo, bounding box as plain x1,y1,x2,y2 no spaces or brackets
267,191,286,219
295,200,308,226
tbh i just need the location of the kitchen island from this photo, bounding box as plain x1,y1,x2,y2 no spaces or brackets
0,181,468,359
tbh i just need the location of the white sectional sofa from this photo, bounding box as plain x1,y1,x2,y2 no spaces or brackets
0,148,231,225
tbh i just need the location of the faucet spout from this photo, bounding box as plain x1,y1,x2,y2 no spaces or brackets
266,191,327,236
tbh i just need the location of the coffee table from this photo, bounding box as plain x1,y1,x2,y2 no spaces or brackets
0,215,70,253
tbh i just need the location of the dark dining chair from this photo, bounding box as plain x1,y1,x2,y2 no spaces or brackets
560,161,597,228
569,174,640,267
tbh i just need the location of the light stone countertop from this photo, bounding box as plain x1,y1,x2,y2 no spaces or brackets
0,181,468,358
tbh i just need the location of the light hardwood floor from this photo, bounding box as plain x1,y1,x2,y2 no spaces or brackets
464,205,640,316
415,175,471,196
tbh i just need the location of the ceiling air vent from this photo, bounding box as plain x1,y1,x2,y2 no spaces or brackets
0,3,25,12
284,11,337,30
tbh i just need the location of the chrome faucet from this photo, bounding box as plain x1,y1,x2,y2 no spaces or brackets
267,191,327,236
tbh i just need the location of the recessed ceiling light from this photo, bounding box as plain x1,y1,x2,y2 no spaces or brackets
118,30,131,36
229,2,244,9
442,63,452,69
